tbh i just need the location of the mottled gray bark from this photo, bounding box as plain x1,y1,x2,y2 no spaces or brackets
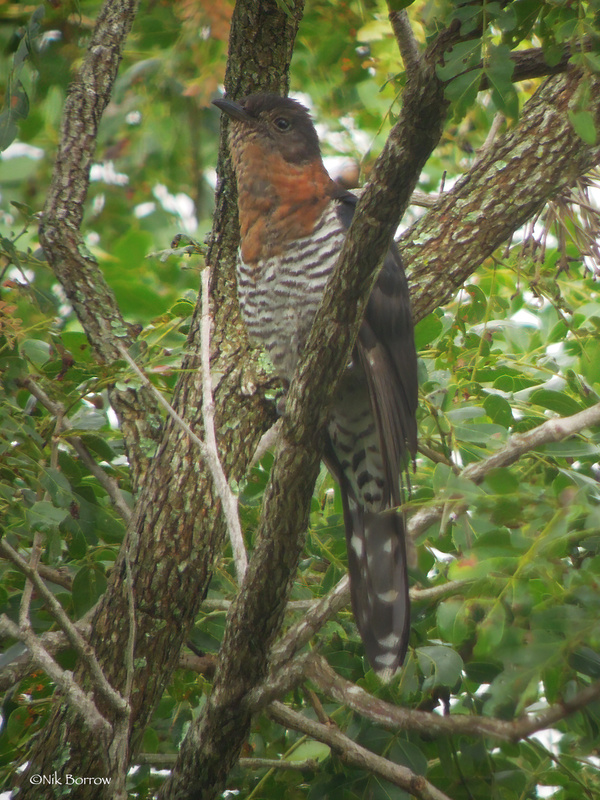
405,68,600,323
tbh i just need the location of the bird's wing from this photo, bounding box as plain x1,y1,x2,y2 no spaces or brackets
335,192,418,505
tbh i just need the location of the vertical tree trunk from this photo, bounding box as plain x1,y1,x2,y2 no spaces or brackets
17,1,304,796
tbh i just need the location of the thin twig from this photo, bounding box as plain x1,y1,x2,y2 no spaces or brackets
19,532,43,631
0,539,128,717
17,375,132,522
123,543,136,702
0,615,111,741
269,701,453,800
474,112,505,164
116,323,248,583
410,401,600,538
200,267,247,580
19,413,64,627
249,419,282,469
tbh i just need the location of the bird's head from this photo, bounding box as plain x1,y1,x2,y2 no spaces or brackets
213,94,322,167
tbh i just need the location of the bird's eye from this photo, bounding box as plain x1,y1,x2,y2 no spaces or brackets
274,117,291,131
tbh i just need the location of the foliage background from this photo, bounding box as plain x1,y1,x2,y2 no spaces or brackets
1,0,600,798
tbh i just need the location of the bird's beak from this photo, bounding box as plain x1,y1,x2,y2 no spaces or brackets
213,97,251,123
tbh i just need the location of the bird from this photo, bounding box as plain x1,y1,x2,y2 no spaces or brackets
213,93,418,679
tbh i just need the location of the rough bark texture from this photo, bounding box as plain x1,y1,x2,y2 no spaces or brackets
404,68,600,324
37,0,159,491
16,1,303,797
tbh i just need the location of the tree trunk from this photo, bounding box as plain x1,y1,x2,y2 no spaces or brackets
16,1,304,796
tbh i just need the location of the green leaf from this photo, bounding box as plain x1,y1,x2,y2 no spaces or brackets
388,0,415,9
60,331,93,363
414,314,443,350
72,566,107,617
286,741,330,763
416,645,463,689
437,599,472,645
484,468,519,495
40,467,73,508
474,603,506,655
21,339,51,367
530,389,581,416
79,434,117,463
6,707,31,744
579,336,600,385
486,43,518,118
26,501,70,532
0,81,30,152
169,299,195,318
569,647,600,679
568,110,597,145
92,506,126,544
483,394,513,427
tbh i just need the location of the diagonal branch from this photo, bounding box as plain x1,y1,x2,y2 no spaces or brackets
0,615,111,742
388,7,421,79
37,0,159,488
405,68,600,324
305,654,600,743
410,401,600,538
0,540,128,718
269,701,454,800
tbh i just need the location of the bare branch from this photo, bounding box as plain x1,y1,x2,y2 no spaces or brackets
268,575,352,670
135,753,319,772
37,0,158,489
485,42,588,87
269,701,454,800
388,8,421,79
406,69,600,324
36,563,74,591
201,268,247,580
411,401,600,538
306,654,600,744
0,540,128,718
0,617,94,693
123,545,136,702
0,615,111,741
249,652,313,710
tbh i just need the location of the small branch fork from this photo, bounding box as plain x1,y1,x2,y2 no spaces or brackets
0,541,131,786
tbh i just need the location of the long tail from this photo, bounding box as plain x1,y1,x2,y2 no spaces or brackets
344,502,410,680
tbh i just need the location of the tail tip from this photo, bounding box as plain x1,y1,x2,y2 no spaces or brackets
374,665,399,684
